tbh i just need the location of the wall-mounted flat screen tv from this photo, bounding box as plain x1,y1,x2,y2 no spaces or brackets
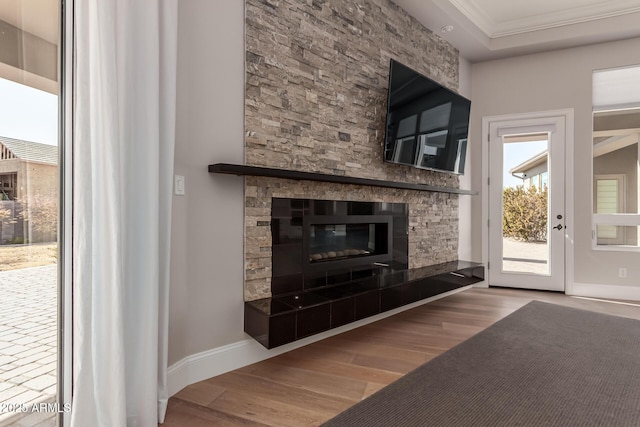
383,59,470,175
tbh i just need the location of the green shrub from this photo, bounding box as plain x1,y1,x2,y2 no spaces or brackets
503,185,547,242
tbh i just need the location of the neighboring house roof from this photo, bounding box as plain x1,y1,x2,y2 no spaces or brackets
0,136,58,165
509,149,547,175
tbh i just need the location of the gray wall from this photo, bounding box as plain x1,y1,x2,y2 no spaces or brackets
169,0,245,365
458,55,473,261
470,37,640,287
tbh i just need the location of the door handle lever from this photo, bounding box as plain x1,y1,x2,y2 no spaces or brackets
553,224,563,230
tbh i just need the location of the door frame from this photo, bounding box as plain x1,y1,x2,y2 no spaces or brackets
60,0,73,425
481,109,575,294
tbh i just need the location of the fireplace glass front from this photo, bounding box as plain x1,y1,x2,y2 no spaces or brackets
303,215,393,273
308,222,388,263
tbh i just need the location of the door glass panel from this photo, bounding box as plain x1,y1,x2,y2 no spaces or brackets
502,136,550,275
0,1,60,425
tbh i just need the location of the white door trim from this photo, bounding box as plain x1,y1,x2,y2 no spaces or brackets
490,117,564,290
482,109,574,293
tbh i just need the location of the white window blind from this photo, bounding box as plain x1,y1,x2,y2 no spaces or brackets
595,178,620,239
593,65,640,111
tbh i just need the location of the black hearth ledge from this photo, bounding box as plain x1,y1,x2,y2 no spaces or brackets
209,163,478,195
244,260,484,349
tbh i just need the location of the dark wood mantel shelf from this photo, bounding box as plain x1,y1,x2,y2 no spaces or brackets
208,163,479,195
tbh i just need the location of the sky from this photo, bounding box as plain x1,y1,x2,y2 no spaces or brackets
0,77,58,146
503,140,547,188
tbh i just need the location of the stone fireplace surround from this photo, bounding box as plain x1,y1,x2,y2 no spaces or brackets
243,0,467,301
235,0,484,348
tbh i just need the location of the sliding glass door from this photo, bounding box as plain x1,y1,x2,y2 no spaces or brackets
0,1,65,425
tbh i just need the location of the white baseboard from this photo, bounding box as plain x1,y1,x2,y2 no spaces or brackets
472,280,488,288
569,282,640,302
167,285,473,397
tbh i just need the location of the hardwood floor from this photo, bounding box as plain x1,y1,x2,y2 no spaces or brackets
162,287,640,426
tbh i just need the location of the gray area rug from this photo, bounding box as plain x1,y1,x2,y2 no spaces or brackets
322,301,640,426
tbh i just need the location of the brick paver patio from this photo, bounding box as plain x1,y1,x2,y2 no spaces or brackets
0,264,57,427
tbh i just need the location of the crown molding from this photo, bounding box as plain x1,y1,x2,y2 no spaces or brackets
448,0,640,38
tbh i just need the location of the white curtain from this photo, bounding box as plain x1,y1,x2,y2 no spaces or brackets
71,0,177,426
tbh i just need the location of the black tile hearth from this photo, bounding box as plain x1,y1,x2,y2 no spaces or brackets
244,299,296,348
325,270,352,286
303,272,329,290
330,298,355,328
269,313,297,348
271,273,303,296
277,292,329,309
400,282,421,305
244,260,484,348
355,290,381,320
245,298,294,316
312,283,360,300
380,286,402,312
296,304,331,339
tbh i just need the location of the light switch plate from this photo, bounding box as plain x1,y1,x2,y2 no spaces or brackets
174,175,185,196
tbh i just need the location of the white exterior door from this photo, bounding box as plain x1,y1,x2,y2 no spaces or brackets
488,115,566,291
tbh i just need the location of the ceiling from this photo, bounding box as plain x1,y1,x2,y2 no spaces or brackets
393,0,640,62
0,0,59,44
1,0,639,64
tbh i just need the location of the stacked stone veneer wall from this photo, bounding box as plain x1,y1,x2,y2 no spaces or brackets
244,0,462,301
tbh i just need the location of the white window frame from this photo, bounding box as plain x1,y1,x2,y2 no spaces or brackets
591,153,640,251
592,64,640,252
592,214,640,251
591,142,640,250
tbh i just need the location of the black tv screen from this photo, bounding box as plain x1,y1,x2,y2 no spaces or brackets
383,59,470,175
